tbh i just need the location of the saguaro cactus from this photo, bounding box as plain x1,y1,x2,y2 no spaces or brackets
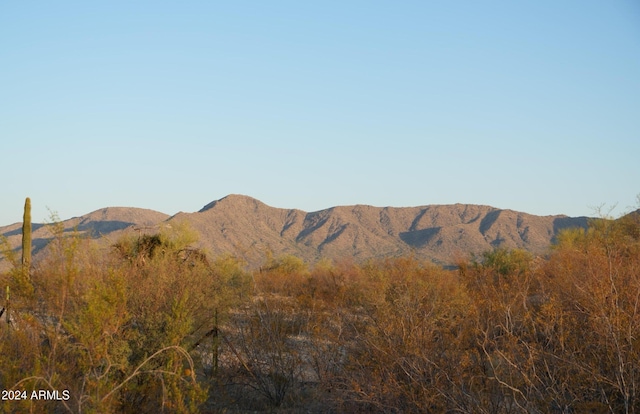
22,197,31,278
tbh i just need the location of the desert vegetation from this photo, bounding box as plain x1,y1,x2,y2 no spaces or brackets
1,201,639,413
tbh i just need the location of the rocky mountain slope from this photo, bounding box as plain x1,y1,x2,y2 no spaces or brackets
1,195,589,269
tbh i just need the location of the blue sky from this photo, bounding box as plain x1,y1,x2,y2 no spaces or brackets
2,1,639,225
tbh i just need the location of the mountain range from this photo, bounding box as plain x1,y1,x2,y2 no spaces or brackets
0,194,590,270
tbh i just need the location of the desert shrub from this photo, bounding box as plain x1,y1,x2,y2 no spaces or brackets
0,219,256,413
337,257,473,413
539,216,640,413
254,254,309,296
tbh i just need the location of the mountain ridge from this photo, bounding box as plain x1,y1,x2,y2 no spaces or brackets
1,195,590,269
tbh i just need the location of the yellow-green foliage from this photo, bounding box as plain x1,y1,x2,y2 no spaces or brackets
0,219,251,413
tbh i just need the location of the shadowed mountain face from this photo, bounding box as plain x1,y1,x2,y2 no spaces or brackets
1,195,590,269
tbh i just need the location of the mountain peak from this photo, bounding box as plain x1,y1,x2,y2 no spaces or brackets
198,194,265,213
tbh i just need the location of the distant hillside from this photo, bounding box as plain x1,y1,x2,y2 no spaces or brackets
171,195,589,267
0,195,590,270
